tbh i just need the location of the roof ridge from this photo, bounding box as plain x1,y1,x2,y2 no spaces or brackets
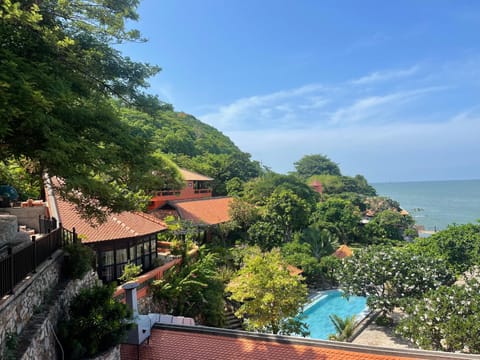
170,196,232,204
135,211,168,227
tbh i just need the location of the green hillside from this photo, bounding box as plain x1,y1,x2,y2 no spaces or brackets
120,107,263,196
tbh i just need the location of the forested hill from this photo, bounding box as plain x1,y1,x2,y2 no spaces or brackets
154,111,240,156
121,107,264,195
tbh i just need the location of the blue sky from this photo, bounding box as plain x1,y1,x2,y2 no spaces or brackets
118,0,480,183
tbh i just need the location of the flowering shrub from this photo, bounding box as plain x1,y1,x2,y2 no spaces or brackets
337,246,455,314
397,279,480,353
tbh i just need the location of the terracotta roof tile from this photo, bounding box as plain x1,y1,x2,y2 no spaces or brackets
287,264,303,276
179,168,213,181
121,327,423,360
54,197,167,243
333,244,353,259
170,197,233,225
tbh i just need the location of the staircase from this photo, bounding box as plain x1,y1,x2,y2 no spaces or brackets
224,307,243,330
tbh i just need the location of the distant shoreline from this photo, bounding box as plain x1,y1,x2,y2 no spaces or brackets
373,178,480,186
374,179,480,232
418,229,436,235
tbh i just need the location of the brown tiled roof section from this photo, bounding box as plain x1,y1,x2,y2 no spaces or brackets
333,244,353,259
287,264,303,276
171,197,233,225
55,197,167,243
179,168,213,181
121,327,422,360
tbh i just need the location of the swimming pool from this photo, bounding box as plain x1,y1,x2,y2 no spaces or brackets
302,289,368,340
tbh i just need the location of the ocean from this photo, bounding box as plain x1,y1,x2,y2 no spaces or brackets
373,179,480,231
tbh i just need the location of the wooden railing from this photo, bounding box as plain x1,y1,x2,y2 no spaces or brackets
194,189,212,194
154,190,181,197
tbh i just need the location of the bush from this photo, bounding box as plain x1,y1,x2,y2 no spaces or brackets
375,314,394,327
119,262,142,283
3,332,18,360
63,242,96,279
58,284,132,360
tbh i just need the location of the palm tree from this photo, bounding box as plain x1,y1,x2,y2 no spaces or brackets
301,224,339,260
328,314,357,341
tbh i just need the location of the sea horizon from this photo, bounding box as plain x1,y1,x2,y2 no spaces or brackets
373,179,480,232
373,178,480,185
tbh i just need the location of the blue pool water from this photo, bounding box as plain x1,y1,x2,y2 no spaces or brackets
302,290,367,340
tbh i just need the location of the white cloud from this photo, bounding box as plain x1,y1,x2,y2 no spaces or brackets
228,111,480,181
197,60,480,181
200,84,326,130
329,86,446,125
351,65,420,85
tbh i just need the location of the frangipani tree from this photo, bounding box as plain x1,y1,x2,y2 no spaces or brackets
337,246,455,314
397,279,480,353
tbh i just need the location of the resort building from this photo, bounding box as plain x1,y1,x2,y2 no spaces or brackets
148,168,213,211
148,168,234,241
50,196,167,282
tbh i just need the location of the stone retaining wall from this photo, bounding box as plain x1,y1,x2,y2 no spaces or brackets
18,270,98,360
0,249,98,359
0,250,63,355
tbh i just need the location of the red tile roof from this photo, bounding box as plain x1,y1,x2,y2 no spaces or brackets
333,244,353,259
179,168,213,181
287,264,304,276
170,197,233,225
121,326,426,360
55,197,167,243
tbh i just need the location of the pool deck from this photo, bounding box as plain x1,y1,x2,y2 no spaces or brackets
352,309,416,349
307,290,416,349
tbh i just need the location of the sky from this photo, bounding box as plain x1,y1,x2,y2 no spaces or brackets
118,0,480,183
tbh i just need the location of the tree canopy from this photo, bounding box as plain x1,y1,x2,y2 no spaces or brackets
243,172,319,207
311,197,362,244
338,246,455,314
397,278,480,353
406,223,480,274
294,154,341,178
0,0,175,219
226,247,309,336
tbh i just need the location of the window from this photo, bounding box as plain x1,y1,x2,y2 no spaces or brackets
101,250,114,266
129,245,136,261
101,265,115,282
116,248,128,265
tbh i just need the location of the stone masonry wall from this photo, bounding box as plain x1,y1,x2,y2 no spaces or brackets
0,250,63,355
19,270,98,360
0,250,99,360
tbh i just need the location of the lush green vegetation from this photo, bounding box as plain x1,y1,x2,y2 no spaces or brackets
332,223,480,353
328,314,358,341
0,0,261,219
338,246,455,314
405,223,480,274
225,247,309,336
397,278,480,352
0,0,177,221
152,251,225,327
5,1,479,353
62,242,96,280
58,284,132,360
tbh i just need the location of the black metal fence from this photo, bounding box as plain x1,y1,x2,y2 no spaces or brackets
0,223,77,299
39,216,57,234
